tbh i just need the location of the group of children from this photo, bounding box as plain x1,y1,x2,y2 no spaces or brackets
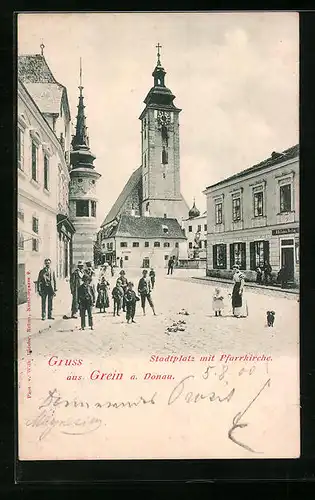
78,267,157,329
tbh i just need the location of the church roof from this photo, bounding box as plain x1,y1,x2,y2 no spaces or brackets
188,200,200,218
101,166,142,227
113,215,186,239
18,54,71,121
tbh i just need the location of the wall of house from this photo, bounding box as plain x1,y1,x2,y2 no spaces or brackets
113,237,183,269
182,214,207,259
205,156,299,284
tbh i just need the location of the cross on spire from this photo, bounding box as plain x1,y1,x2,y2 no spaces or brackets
156,43,162,66
40,40,45,56
79,57,83,93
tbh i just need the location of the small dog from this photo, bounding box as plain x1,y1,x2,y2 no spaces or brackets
266,311,275,327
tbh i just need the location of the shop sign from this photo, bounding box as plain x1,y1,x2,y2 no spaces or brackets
272,227,299,235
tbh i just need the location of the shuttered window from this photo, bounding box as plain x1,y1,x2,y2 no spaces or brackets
250,241,270,270
230,242,246,270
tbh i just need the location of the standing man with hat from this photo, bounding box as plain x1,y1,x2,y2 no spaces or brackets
37,258,57,320
70,261,85,318
119,269,128,312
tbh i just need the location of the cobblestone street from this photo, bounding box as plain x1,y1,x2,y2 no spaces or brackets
19,268,299,360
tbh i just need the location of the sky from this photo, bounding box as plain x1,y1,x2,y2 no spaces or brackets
18,12,299,226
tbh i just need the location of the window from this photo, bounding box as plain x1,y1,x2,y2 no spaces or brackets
188,226,192,232
31,141,38,181
204,240,207,248
143,119,147,140
230,242,246,270
164,213,167,218
144,241,149,247
253,191,264,217
162,226,168,234
204,224,207,232
197,225,201,232
76,200,89,217
175,242,179,248
164,242,170,247
132,242,139,247
232,197,241,222
91,201,96,217
120,242,127,248
124,256,129,261
164,255,169,260
250,241,270,270
107,243,110,250
44,155,49,190
188,242,193,249
17,127,24,170
215,203,223,224
18,208,24,222
154,242,160,247
280,184,292,212
18,232,24,249
32,216,39,234
78,178,83,183
32,238,39,252
213,244,227,269
199,241,202,248
144,154,146,168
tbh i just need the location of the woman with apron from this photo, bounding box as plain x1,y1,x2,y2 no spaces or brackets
231,265,246,317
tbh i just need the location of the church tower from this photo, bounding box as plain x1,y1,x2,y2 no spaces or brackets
139,44,188,221
69,59,101,264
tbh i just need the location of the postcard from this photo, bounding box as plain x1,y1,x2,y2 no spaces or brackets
17,11,299,460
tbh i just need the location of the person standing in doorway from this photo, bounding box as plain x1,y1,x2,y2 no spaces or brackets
78,275,95,330
138,269,156,316
37,258,57,320
70,261,85,318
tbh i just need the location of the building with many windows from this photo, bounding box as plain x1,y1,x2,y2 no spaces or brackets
17,51,75,304
98,215,186,269
181,200,207,263
204,145,299,284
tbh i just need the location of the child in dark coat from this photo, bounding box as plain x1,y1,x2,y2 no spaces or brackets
149,268,156,289
125,282,140,323
78,275,95,330
112,279,124,316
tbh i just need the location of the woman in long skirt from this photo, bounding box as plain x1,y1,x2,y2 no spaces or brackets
96,277,110,313
231,265,246,317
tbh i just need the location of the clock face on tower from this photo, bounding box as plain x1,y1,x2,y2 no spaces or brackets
157,110,171,125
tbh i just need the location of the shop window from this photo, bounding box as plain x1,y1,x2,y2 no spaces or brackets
212,244,227,269
31,141,38,181
249,240,269,270
154,241,160,247
215,203,223,224
76,200,89,217
230,242,246,269
253,191,264,217
280,184,292,212
232,197,241,222
91,201,96,218
120,242,127,248
144,241,149,247
188,226,192,232
132,242,139,247
189,242,193,249
17,127,24,171
32,216,39,234
164,242,170,247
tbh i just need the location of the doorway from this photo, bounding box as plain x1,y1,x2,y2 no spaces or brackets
142,257,150,268
280,239,295,281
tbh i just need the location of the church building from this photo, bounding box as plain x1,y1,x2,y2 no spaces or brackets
98,45,188,267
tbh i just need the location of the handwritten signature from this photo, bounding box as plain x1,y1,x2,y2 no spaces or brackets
26,368,272,452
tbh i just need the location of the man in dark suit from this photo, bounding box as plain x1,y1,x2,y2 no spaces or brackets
37,258,57,320
78,275,95,330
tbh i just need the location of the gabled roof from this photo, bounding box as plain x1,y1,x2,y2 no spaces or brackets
111,215,186,239
101,166,142,227
205,144,299,191
18,54,71,121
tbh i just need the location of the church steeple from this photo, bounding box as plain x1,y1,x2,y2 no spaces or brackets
152,43,166,87
70,58,96,169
